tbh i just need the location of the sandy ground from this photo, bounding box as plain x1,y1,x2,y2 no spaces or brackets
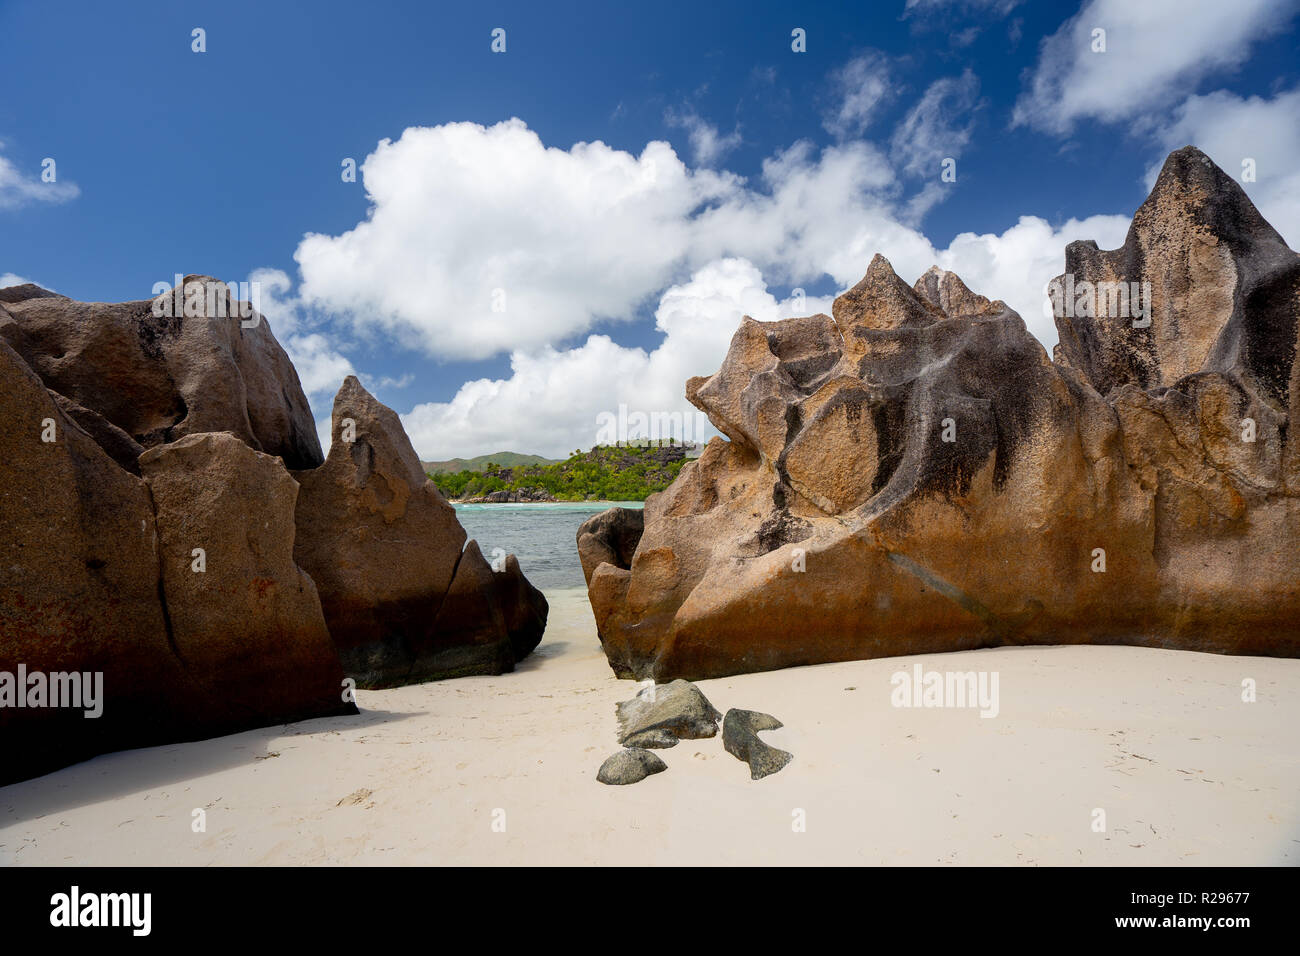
2,587,1298,866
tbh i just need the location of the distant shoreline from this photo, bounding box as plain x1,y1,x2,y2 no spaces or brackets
451,499,645,507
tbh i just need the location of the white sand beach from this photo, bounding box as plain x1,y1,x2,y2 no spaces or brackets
2,587,1297,866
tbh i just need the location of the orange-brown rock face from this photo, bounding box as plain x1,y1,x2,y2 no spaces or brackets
0,276,324,471
0,281,548,783
581,147,1300,681
294,376,548,687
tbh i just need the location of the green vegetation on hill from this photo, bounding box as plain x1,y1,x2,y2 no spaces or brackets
422,451,559,474
431,443,691,501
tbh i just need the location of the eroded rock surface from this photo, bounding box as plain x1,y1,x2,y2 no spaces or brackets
582,147,1300,680
139,432,347,720
722,709,793,780
293,376,548,687
615,679,721,748
0,342,354,786
577,507,644,587
0,276,322,469
1,282,549,782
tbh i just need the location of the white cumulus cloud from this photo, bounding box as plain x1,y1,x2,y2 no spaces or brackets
395,209,1133,461
400,258,833,460
295,119,739,362
250,267,357,408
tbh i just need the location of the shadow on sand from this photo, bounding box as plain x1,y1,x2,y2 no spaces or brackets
0,706,421,827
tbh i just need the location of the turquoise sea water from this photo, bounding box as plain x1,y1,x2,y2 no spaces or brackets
452,501,643,592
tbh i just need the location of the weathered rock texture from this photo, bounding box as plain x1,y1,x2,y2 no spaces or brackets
294,376,547,687
722,709,793,780
577,507,644,587
0,338,352,786
0,276,323,470
0,279,547,783
614,679,721,748
138,432,346,721
581,147,1300,680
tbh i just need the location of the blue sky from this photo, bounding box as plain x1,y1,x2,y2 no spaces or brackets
3,0,1298,458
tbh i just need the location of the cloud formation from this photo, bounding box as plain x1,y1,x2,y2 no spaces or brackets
891,70,980,178
0,146,79,210
399,259,833,459
388,212,1131,460
1013,0,1292,133
296,120,738,362
823,52,893,138
664,107,742,166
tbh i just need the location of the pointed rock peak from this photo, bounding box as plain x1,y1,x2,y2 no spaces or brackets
1149,146,1236,199
327,374,427,487
832,254,942,332
1134,145,1284,248
912,266,996,318
334,373,369,407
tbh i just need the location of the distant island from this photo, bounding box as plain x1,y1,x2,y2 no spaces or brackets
422,451,560,474
429,442,699,502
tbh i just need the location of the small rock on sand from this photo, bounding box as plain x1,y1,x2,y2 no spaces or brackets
723,709,793,780
597,748,667,785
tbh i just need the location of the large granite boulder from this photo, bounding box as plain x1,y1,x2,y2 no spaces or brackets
0,275,322,469
0,337,179,784
138,432,349,722
294,376,548,687
0,279,550,783
582,146,1300,680
0,342,354,786
494,553,549,663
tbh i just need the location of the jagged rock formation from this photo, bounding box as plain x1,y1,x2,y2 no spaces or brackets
580,147,1300,680
0,277,546,784
295,376,547,687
